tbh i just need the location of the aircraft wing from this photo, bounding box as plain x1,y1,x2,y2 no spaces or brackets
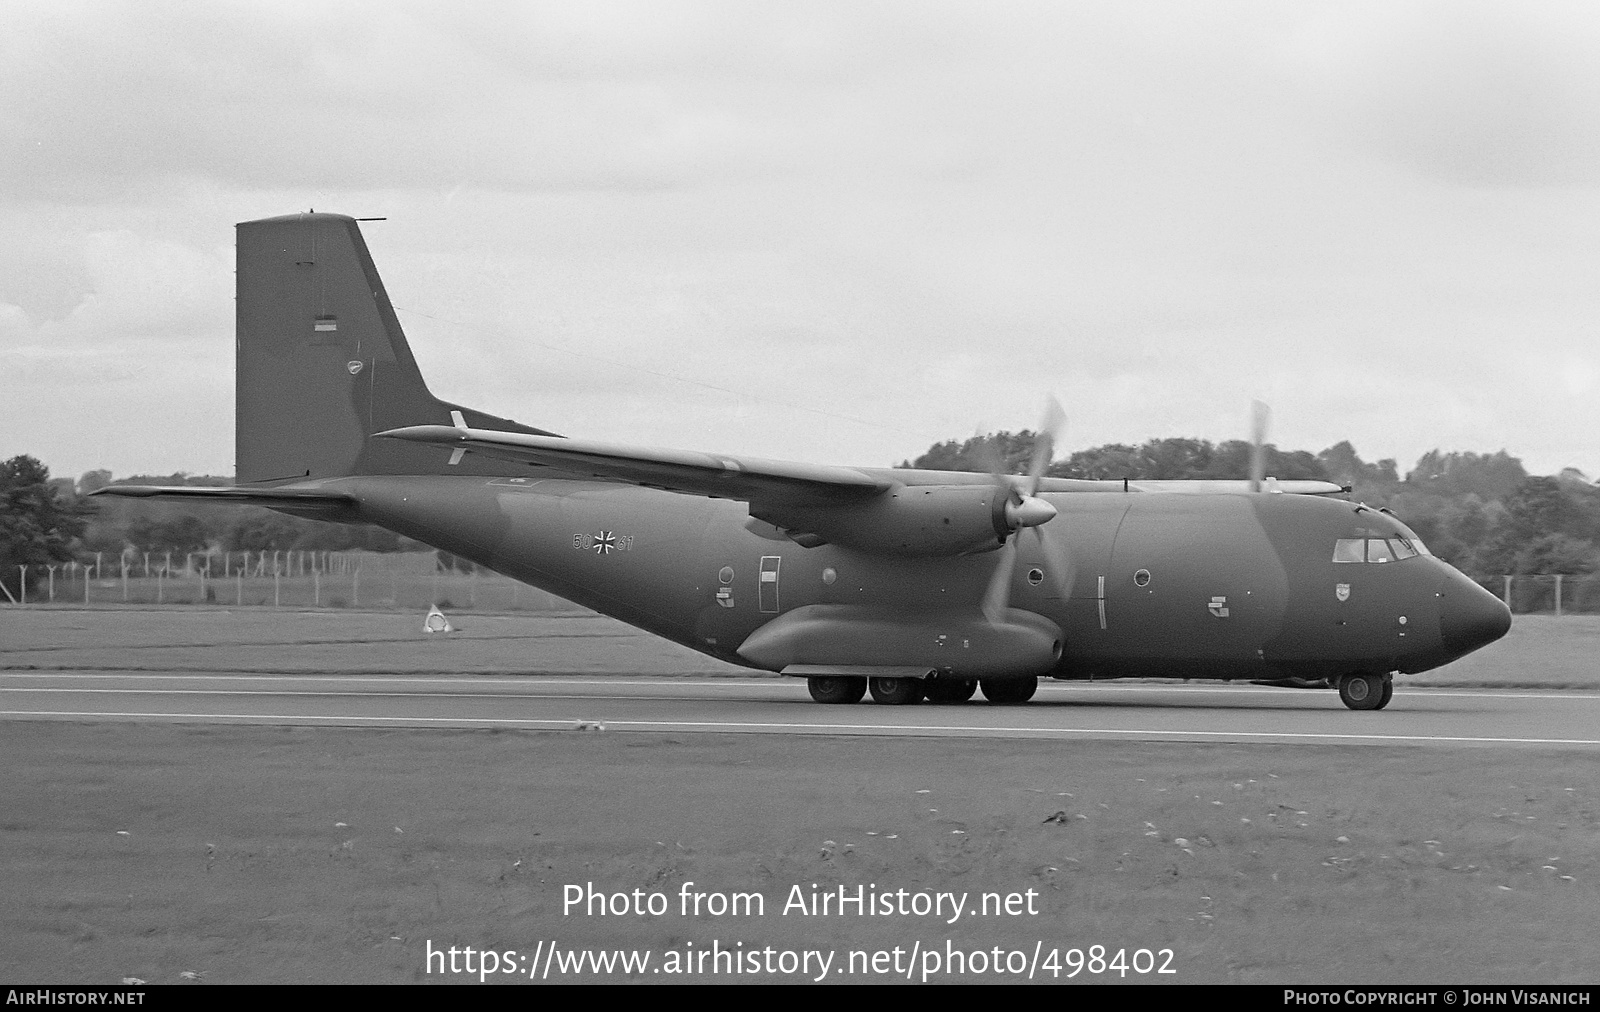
90,485,360,520
374,425,893,507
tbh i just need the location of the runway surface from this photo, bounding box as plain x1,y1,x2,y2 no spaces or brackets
4,671,1600,747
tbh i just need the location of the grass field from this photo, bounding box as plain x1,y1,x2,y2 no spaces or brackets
1,607,1594,688
2,723,1596,984
2,607,1598,985
0,607,745,677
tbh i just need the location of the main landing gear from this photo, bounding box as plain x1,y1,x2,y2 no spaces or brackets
805,674,1041,705
924,678,978,704
869,676,925,705
1337,672,1393,711
807,676,866,704
980,675,1038,704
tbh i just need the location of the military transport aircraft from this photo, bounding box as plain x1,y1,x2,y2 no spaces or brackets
96,212,1512,711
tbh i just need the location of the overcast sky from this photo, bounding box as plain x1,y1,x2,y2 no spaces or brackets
4,1,1599,482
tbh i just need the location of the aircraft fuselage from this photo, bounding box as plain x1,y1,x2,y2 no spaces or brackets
339,472,1501,683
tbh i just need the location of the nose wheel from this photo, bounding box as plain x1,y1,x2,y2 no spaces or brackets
1338,672,1392,710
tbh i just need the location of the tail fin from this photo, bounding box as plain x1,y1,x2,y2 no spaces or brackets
235,212,555,483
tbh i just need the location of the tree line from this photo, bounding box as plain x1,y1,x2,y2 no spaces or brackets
3,436,1597,598
0,459,421,597
902,434,1600,578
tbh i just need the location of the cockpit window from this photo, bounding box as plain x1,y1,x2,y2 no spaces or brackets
1333,535,1426,563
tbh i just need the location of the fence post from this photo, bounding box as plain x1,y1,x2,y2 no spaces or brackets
236,570,243,607
47,566,55,602
274,568,281,608
156,566,163,605
1554,574,1563,617
1502,575,1512,608
122,560,128,602
84,562,90,605
352,567,360,608
313,567,320,607
18,566,25,605
95,551,102,581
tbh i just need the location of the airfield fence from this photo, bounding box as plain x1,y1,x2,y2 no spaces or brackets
5,555,1597,616
6,550,585,613
1471,574,1600,616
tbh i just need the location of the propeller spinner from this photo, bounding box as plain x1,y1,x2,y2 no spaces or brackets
981,397,1073,625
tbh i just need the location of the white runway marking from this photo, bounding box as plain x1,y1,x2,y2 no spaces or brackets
0,687,710,703
6,710,1600,747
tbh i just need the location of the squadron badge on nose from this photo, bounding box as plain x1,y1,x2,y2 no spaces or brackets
1336,583,1350,602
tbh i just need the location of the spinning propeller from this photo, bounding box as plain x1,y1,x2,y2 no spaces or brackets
981,396,1074,625
1249,399,1270,493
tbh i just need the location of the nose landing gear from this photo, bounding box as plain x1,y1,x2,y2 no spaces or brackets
1337,671,1392,710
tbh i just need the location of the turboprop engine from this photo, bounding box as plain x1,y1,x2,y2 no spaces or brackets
752,483,1056,556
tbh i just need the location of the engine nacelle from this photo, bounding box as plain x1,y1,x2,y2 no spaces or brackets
753,484,1009,556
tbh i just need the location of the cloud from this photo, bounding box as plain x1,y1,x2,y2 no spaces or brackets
3,3,1599,480
1285,1,1600,186
1,230,229,345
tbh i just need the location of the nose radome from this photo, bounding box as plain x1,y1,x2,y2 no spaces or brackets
1439,574,1512,655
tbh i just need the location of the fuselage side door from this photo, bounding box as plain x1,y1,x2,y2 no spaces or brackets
759,555,782,613
1049,495,1131,658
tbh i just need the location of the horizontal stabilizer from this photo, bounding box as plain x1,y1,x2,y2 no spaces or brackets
90,485,360,521
374,425,891,507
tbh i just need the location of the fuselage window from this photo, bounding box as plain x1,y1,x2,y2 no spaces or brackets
1366,539,1394,563
1388,538,1418,560
1332,538,1364,563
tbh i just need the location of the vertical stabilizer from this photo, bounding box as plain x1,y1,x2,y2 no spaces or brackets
235,212,553,483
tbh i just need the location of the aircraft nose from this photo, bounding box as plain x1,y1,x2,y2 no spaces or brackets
1439,574,1512,655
